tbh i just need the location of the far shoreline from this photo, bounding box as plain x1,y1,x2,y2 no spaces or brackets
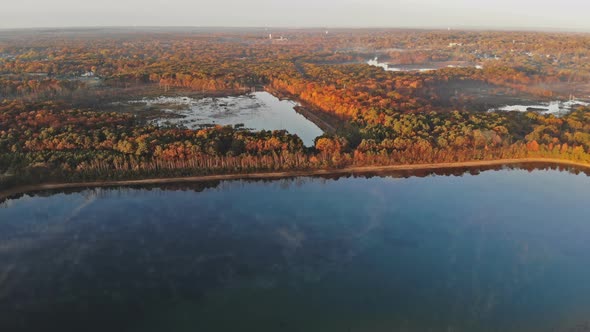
1,158,590,201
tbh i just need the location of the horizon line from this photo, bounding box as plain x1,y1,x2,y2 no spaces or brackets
0,25,589,34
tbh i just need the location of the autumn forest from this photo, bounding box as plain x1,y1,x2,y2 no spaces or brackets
2,28,590,189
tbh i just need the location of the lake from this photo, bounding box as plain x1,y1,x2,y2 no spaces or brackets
1,167,590,332
130,92,323,146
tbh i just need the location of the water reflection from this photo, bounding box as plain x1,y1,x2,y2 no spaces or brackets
129,92,324,146
3,162,587,205
1,166,590,332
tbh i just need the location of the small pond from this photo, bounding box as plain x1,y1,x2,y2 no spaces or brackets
488,100,589,116
130,92,324,146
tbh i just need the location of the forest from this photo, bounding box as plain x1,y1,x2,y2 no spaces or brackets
2,28,590,188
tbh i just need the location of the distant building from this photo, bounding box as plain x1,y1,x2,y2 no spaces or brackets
268,34,288,42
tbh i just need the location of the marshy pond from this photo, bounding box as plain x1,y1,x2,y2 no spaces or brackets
129,92,323,146
489,100,589,116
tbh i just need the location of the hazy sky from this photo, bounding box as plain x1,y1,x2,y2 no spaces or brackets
0,0,587,31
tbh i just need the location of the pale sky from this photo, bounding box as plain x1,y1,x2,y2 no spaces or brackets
0,0,587,31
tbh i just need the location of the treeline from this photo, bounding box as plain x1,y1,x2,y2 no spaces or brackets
0,78,86,98
2,99,590,187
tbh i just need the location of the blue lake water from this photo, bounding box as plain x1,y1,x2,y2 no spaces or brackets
1,167,590,332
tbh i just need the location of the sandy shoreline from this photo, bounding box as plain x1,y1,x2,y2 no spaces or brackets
1,158,589,201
